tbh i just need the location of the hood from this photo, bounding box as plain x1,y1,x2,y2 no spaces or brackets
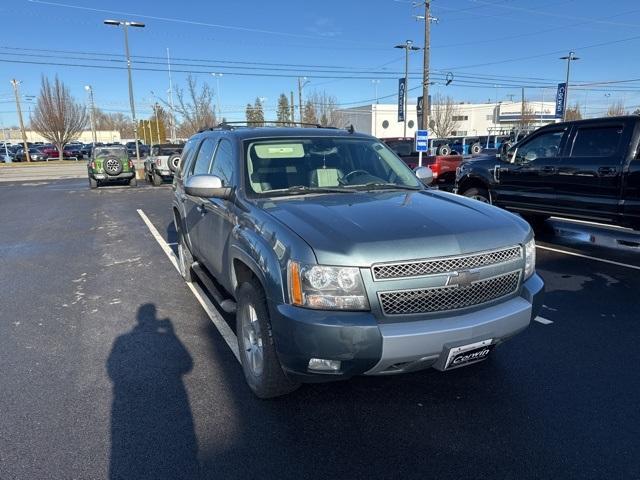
259,190,531,266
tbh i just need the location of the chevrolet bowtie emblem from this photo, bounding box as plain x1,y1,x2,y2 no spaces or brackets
446,269,481,288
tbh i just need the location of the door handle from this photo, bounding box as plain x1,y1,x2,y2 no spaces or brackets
541,166,557,174
598,166,617,176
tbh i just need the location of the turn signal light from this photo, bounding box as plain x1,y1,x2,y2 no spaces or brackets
288,261,303,305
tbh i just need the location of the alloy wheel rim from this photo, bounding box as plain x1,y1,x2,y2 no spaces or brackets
242,304,264,376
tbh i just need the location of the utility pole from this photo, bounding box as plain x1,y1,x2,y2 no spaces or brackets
104,19,145,161
394,40,420,138
11,79,30,162
560,51,579,121
297,77,309,124
290,91,295,126
521,87,525,133
153,103,161,143
372,80,379,137
421,1,431,131
85,85,97,147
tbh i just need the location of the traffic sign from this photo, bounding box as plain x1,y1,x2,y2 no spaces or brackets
415,130,429,152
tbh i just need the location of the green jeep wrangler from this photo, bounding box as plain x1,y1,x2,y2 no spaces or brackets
88,145,137,189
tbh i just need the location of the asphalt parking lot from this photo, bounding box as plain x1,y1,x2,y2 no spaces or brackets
1,178,639,480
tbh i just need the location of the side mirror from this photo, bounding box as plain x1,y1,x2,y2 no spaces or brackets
414,166,434,185
185,174,232,199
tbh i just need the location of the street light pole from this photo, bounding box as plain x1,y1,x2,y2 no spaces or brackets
10,79,30,162
84,85,97,147
372,79,379,137
394,40,420,138
560,51,579,122
166,48,177,142
104,19,145,161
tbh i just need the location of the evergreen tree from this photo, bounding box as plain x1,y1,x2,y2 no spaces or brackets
253,97,265,126
276,93,291,125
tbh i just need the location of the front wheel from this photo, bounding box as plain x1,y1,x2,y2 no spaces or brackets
129,177,137,187
237,280,300,399
89,177,98,189
177,232,195,282
462,187,491,204
152,171,163,186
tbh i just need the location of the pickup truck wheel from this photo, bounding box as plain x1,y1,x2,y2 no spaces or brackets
177,234,194,282
237,280,300,399
89,177,98,189
129,177,137,187
462,187,491,204
152,171,163,186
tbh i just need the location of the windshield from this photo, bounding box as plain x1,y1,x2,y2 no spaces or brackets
245,137,421,195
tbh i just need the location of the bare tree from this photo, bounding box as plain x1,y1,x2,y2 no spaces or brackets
607,101,626,117
94,110,134,137
518,101,536,132
170,75,216,136
430,94,460,138
31,76,87,159
565,103,583,121
307,90,344,127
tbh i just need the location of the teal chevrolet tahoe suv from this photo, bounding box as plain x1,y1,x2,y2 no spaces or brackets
172,125,544,398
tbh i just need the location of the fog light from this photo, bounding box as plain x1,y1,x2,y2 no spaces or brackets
308,358,341,372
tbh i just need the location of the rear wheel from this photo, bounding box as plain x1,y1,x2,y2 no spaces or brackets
237,279,300,399
152,171,163,186
462,187,491,204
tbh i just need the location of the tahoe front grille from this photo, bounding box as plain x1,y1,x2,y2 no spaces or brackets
372,246,522,281
378,270,521,316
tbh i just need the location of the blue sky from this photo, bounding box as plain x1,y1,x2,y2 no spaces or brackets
2,0,640,126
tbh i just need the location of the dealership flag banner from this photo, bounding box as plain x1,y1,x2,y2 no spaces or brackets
555,83,566,118
398,78,406,122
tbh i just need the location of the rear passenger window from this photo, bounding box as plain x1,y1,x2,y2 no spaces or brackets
191,139,216,176
210,139,234,185
570,126,623,157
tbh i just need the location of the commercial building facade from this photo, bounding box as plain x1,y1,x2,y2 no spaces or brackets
1,129,121,144
339,101,558,139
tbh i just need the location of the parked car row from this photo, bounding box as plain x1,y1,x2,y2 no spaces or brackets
1,141,152,162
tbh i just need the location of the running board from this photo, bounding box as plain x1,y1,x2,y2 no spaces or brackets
191,262,237,314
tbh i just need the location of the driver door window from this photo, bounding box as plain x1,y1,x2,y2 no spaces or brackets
514,131,565,164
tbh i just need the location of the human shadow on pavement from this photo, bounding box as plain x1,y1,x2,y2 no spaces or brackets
107,304,199,480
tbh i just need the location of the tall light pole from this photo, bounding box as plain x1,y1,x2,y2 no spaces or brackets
104,19,145,161
211,73,223,122
372,80,380,136
560,51,579,122
84,85,97,147
414,2,435,131
298,77,310,124
10,79,30,162
394,40,420,138
166,48,177,142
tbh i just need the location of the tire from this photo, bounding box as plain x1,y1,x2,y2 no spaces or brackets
168,154,181,172
89,177,98,189
470,143,482,155
103,156,123,175
437,144,451,156
236,279,300,399
462,187,491,204
129,177,137,187
152,171,163,186
177,232,195,282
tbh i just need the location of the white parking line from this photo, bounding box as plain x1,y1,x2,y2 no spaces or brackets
533,316,553,325
536,245,640,271
136,209,240,362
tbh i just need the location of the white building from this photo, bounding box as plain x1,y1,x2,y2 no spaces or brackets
1,129,121,144
339,101,558,139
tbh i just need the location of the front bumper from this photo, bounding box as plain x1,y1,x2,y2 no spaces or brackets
271,273,544,382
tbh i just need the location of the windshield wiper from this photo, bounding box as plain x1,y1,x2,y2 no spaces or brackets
264,185,351,195
346,182,422,191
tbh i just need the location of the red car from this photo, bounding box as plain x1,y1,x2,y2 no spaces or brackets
381,137,463,191
39,144,83,159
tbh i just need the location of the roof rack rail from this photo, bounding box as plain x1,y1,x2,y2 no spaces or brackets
197,122,358,133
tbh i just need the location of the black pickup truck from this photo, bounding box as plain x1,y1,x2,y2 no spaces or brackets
455,116,640,230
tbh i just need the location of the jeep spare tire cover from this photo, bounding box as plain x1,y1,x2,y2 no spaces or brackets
168,154,181,172
437,144,451,156
104,156,123,175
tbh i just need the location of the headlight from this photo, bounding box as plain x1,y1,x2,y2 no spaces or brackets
288,261,369,311
524,238,536,280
